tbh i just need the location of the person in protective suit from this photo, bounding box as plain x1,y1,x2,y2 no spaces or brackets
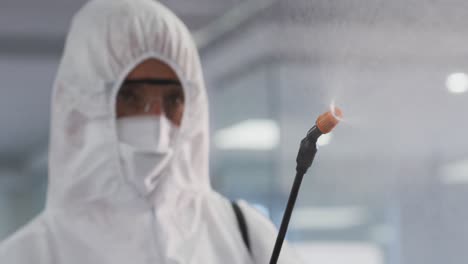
0,0,301,263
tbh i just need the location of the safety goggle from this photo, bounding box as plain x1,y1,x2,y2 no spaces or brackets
116,78,184,118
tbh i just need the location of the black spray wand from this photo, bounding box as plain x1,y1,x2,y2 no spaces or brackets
269,107,343,264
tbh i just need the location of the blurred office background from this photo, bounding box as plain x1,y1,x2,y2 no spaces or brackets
2,0,468,263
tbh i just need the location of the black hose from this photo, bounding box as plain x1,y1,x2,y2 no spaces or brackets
269,170,306,264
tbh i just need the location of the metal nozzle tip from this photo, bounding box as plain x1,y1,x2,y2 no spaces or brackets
315,107,343,134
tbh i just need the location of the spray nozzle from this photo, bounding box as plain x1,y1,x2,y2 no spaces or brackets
296,107,343,174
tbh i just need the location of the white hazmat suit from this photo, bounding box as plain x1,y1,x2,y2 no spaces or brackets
0,0,301,263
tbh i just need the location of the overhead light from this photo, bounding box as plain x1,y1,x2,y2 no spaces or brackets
290,206,368,230
214,119,279,150
317,133,332,147
440,158,468,184
446,72,468,94
293,242,384,264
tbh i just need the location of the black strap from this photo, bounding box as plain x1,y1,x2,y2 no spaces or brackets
231,201,252,254
123,78,181,86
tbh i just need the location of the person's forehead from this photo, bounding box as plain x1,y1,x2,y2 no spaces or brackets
126,59,179,80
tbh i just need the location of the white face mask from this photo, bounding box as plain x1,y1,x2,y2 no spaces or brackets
116,115,179,193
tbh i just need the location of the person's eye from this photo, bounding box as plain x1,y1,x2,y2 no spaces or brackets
117,89,139,104
169,95,184,106
165,90,185,106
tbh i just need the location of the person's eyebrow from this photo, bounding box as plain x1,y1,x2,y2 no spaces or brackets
123,78,181,86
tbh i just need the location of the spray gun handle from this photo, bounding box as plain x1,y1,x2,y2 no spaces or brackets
296,125,322,174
